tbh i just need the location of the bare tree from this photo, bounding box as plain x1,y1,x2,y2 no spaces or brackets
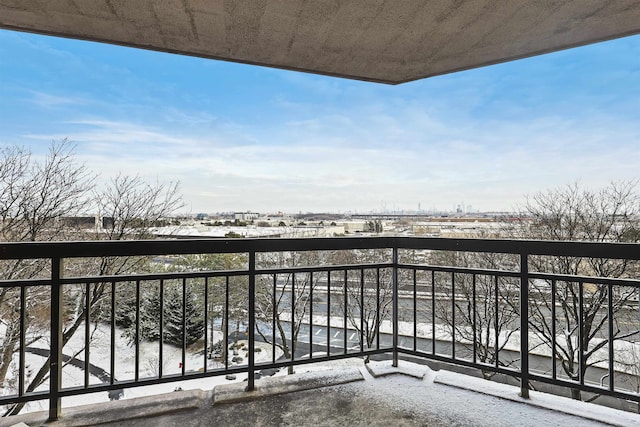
1,144,184,415
91,173,183,275
518,181,640,400
0,141,94,389
429,249,520,378
329,249,393,362
0,140,93,244
255,251,323,374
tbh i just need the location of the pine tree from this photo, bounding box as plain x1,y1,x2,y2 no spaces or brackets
121,283,204,347
161,284,204,347
163,286,183,346
120,286,160,345
115,290,136,330
139,289,161,341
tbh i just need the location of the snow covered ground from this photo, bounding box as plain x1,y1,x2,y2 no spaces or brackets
3,324,285,414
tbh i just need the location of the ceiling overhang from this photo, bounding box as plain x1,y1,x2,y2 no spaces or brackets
1,1,640,84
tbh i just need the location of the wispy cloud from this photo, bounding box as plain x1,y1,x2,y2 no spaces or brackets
28,91,88,108
16,96,637,213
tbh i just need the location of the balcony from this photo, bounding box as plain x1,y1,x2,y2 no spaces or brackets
1,237,639,424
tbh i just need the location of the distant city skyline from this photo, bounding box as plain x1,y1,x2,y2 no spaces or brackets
1,30,638,214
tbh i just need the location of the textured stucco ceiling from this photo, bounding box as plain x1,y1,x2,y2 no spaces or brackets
1,1,640,84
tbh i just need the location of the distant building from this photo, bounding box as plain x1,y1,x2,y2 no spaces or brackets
60,216,98,228
234,212,259,221
102,216,114,229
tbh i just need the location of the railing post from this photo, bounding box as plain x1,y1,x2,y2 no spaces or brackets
247,250,256,392
49,257,63,421
392,246,399,367
519,252,530,399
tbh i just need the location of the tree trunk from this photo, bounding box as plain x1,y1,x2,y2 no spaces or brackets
0,326,19,387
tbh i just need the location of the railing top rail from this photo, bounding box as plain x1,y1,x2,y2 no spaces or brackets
395,237,640,259
0,236,638,260
0,237,395,260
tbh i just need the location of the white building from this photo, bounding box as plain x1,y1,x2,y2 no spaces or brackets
234,212,260,221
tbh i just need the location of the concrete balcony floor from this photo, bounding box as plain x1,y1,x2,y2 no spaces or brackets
8,361,639,427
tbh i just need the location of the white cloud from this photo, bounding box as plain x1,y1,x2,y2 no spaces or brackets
28,91,88,108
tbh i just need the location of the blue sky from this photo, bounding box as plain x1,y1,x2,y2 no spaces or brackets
1,29,638,214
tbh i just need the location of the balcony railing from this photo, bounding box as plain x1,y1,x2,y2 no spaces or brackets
0,237,639,420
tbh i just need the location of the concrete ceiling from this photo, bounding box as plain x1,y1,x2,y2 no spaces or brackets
1,1,640,84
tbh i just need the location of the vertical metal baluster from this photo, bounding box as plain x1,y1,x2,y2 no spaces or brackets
135,280,140,382
159,279,164,378
392,247,398,367
451,271,456,359
551,280,556,380
225,276,229,371
494,276,499,369
110,281,116,386
204,277,209,374
84,282,91,388
247,251,256,391
272,273,276,364
360,269,364,353
519,253,530,399
344,270,348,354
607,283,614,391
291,272,296,363
431,270,436,355
472,274,477,364
413,269,417,352
376,268,380,350
578,281,584,386
19,285,26,397
309,271,314,360
327,271,331,357
182,278,187,376
49,257,63,421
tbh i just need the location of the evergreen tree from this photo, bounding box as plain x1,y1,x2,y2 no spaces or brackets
183,286,205,346
114,288,136,330
163,286,183,346
159,284,204,347
139,288,162,341
121,283,203,347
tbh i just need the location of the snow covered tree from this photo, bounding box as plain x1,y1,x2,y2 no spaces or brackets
516,181,640,400
140,288,162,342
169,253,248,360
163,283,205,347
119,282,204,347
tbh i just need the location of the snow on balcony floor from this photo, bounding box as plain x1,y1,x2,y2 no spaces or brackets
12,359,639,427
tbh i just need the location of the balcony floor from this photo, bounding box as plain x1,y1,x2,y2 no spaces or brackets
9,360,638,427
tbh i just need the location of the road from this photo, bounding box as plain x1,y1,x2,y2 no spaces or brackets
310,290,639,337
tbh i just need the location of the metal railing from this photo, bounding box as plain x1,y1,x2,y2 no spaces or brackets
0,237,639,420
